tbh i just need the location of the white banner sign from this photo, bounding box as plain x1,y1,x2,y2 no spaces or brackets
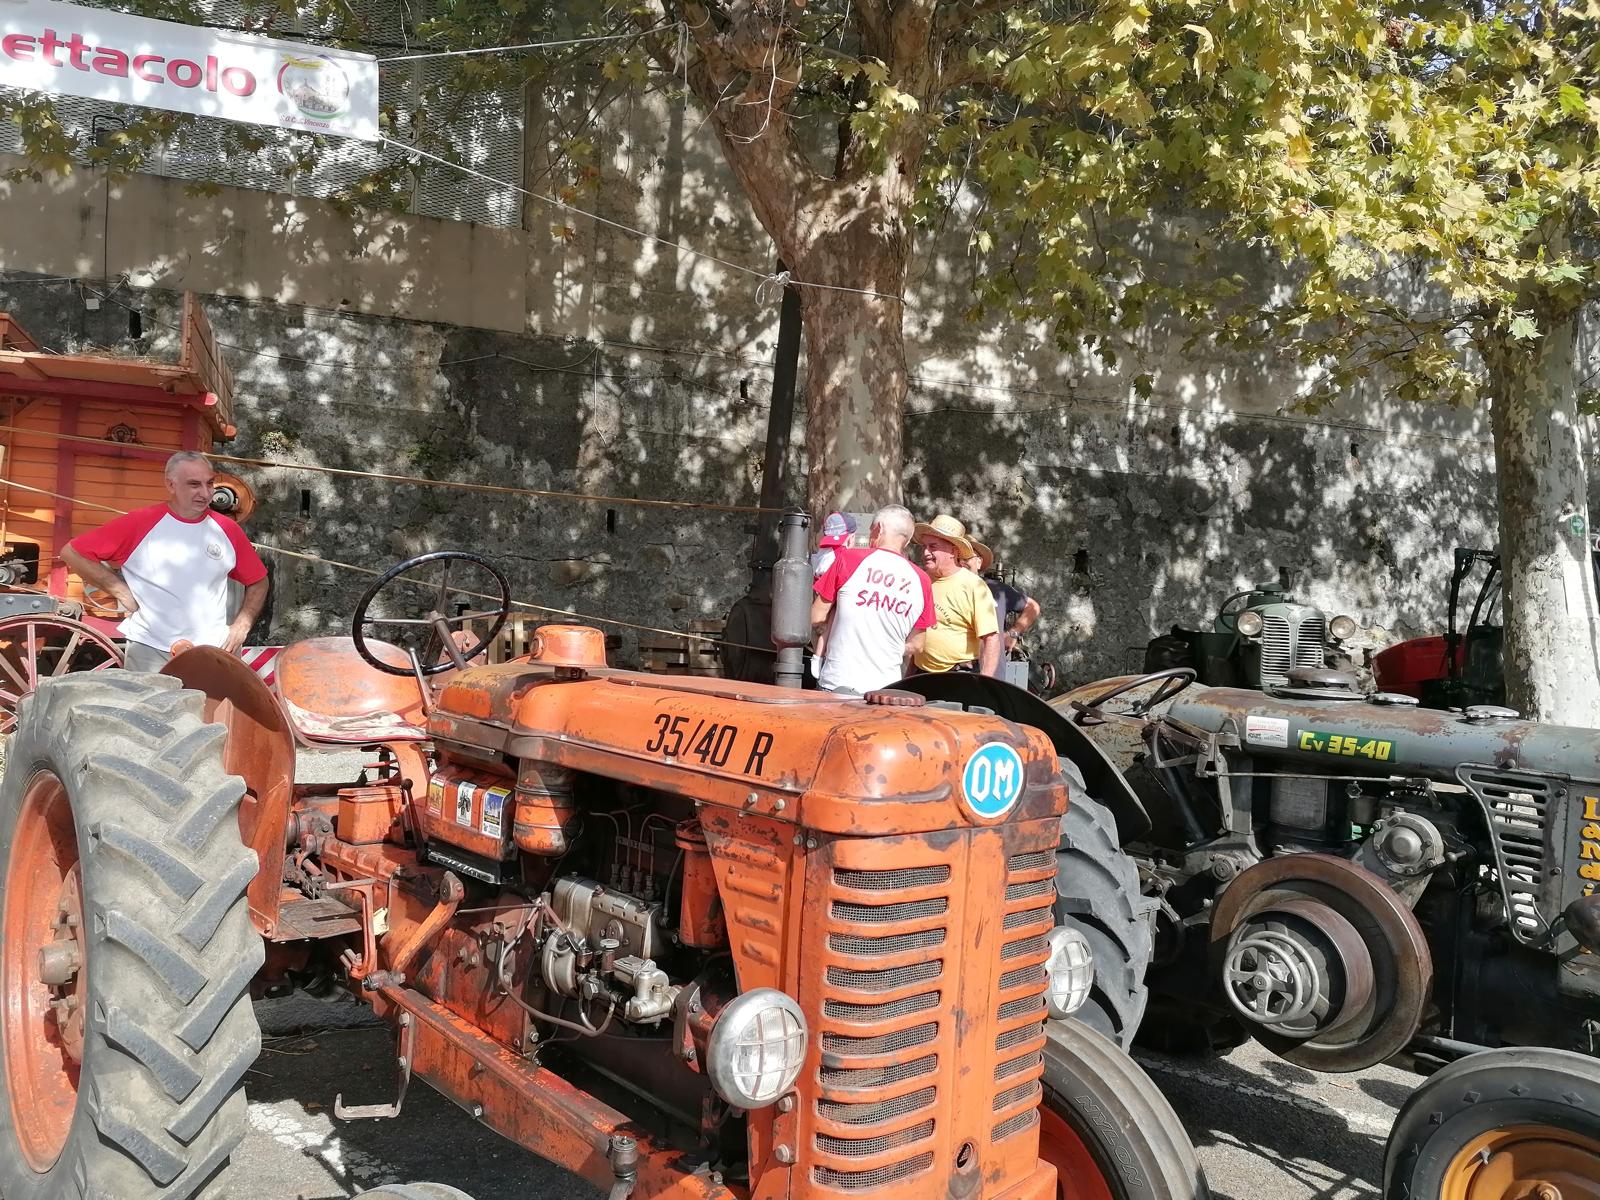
0,0,379,141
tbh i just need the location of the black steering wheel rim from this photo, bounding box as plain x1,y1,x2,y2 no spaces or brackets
1075,667,1197,719
351,551,512,677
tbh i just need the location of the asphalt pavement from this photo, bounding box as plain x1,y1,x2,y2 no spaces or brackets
239,993,1406,1200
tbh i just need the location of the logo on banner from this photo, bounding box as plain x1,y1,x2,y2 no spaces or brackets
277,54,351,119
961,742,1025,820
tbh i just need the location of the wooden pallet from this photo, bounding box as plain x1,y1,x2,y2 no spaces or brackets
640,619,724,676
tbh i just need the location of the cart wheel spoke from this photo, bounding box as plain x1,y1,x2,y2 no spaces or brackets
51,629,83,677
0,649,30,694
23,621,40,688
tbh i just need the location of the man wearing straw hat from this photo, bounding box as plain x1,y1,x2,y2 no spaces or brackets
910,514,999,675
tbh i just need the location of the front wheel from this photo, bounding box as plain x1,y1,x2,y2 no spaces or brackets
1384,1046,1600,1199
1054,771,1154,1049
1038,1019,1209,1200
0,672,263,1200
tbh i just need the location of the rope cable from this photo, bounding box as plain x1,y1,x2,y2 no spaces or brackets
0,423,779,514
0,476,770,652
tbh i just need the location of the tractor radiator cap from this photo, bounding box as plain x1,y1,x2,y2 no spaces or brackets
1463,704,1520,723
1369,691,1420,707
1269,667,1366,701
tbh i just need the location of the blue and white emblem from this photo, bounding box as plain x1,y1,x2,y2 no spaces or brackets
961,742,1025,819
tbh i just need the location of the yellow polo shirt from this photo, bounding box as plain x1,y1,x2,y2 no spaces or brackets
914,568,998,671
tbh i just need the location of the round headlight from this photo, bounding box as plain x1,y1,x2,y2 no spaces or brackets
1235,610,1264,638
706,989,808,1109
1044,926,1095,1019
1329,614,1358,641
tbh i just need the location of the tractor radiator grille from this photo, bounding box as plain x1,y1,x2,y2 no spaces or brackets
1459,768,1556,943
806,822,1060,1198
1295,615,1328,670
989,847,1053,1147
812,861,948,1191
1260,611,1329,685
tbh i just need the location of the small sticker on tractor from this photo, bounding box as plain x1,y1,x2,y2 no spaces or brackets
1245,715,1289,748
455,781,476,825
427,778,445,815
482,786,508,838
962,742,1025,819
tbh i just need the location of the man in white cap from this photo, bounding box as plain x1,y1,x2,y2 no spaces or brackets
811,505,933,694
911,514,999,675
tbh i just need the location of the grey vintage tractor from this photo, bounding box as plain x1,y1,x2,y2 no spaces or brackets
1144,583,1361,690
896,666,1600,1197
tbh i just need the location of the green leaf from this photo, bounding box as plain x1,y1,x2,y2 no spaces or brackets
1507,315,1541,341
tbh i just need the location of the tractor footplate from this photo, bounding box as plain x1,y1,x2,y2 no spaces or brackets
274,896,365,940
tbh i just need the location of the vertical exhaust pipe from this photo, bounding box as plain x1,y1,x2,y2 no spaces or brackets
770,510,811,689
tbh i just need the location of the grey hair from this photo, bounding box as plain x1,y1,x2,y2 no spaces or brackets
872,504,915,539
164,450,212,480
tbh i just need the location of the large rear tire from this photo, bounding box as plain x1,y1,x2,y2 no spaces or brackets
0,672,263,1200
1384,1046,1600,1199
1038,1019,1209,1200
1055,768,1153,1049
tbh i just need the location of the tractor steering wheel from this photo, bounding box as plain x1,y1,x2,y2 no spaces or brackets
1216,589,1257,630
1074,667,1197,720
351,551,512,677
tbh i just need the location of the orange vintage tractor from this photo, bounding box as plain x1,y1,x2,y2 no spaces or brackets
0,550,1206,1200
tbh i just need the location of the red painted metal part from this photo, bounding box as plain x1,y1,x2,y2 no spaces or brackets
367,986,743,1200
1,771,83,1171
0,614,122,734
1037,1106,1111,1200
161,646,298,938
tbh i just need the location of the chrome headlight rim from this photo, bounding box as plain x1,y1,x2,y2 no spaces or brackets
1329,614,1358,641
705,988,808,1110
1235,610,1264,638
1044,925,1095,1020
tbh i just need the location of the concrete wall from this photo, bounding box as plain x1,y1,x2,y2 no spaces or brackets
0,101,1584,684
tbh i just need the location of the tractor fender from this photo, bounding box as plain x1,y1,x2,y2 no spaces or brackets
890,672,1152,845
162,644,298,939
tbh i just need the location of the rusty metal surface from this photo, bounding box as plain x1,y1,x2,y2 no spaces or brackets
274,636,430,744
368,986,741,1200
181,620,1099,1197
429,661,1065,836
1168,686,1600,785
784,816,1061,1200
271,897,364,940
1211,855,1433,1073
162,645,298,937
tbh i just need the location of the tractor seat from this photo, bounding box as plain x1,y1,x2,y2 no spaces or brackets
273,636,429,745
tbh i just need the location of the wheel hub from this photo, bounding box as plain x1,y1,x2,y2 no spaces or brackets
2,771,84,1171
41,865,86,1064
1221,897,1374,1039
1443,1125,1600,1200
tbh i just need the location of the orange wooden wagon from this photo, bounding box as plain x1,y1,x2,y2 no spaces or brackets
0,294,250,730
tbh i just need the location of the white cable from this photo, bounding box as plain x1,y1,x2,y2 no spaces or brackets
382,26,673,64
377,140,909,307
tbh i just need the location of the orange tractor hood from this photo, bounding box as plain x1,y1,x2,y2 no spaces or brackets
429,664,1065,836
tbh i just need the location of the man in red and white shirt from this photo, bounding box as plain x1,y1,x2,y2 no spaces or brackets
811,504,935,695
62,452,269,672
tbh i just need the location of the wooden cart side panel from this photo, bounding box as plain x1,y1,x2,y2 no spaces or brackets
1,395,199,601
0,315,41,354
